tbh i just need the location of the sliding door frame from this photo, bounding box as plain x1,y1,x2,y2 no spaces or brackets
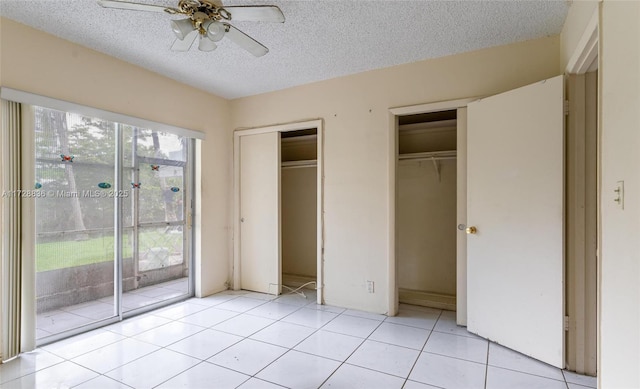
34,129,196,348
1,88,202,350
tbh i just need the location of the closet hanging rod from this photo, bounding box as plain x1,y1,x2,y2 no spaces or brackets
281,159,317,169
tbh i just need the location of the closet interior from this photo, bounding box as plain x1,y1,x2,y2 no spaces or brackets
281,129,318,292
397,110,457,310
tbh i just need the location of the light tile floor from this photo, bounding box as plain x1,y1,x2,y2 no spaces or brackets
2,290,597,389
36,278,189,340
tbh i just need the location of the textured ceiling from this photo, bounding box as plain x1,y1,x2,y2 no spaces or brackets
0,0,569,99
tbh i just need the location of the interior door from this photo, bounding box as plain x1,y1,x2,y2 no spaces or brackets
239,132,281,294
466,75,564,367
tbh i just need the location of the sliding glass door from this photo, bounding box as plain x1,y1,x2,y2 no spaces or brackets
121,129,191,313
34,107,193,343
35,107,118,339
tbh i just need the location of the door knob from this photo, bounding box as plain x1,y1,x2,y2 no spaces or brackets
466,226,477,234
240,217,245,223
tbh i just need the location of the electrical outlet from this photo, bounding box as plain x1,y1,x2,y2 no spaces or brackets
614,180,624,209
366,281,374,293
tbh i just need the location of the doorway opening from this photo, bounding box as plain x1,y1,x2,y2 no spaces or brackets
233,119,324,304
281,129,318,296
396,110,457,311
565,68,598,375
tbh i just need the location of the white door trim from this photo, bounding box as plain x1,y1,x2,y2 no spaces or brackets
233,119,324,304
565,4,600,376
566,6,599,74
387,97,478,316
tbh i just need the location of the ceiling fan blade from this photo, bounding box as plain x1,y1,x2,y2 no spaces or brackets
223,6,285,23
97,0,180,14
224,24,269,57
171,30,197,51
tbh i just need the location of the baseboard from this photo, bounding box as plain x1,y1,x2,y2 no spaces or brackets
399,288,456,311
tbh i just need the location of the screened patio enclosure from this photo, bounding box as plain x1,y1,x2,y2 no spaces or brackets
33,106,194,342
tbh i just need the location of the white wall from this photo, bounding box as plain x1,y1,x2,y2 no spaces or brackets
0,18,232,298
598,2,640,387
230,36,561,313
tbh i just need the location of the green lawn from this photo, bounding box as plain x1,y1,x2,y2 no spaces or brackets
36,231,182,272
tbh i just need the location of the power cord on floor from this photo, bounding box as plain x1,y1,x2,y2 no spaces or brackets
269,281,317,298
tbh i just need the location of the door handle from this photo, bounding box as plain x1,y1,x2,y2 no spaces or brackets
466,226,477,234
240,217,245,223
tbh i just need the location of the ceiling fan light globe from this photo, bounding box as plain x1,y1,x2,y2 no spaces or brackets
198,35,218,51
207,21,225,42
171,18,195,40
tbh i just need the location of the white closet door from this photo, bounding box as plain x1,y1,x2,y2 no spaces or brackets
240,132,281,295
466,76,564,367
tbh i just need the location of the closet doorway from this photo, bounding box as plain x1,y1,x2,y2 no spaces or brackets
396,110,458,311
281,129,318,294
233,120,323,304
389,76,571,369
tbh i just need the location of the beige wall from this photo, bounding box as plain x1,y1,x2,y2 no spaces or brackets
0,18,232,297
281,167,317,278
230,36,560,313
598,2,640,387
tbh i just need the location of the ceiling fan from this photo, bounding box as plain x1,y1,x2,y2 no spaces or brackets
97,0,284,56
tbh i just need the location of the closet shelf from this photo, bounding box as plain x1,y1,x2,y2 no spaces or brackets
398,150,457,161
281,159,317,169
281,134,317,144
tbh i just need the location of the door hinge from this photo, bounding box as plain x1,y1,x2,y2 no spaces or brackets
564,316,570,331
564,100,570,115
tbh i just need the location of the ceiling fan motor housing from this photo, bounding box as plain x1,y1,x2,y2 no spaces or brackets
178,0,231,21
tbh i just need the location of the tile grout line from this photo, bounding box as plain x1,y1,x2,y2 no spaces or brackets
487,364,574,384
402,309,443,388
483,332,490,389
179,297,318,385
201,292,322,388
65,296,245,388
238,293,331,383
316,309,389,388
78,294,261,388
43,333,130,361
0,358,70,387
4,293,249,388
148,360,212,389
